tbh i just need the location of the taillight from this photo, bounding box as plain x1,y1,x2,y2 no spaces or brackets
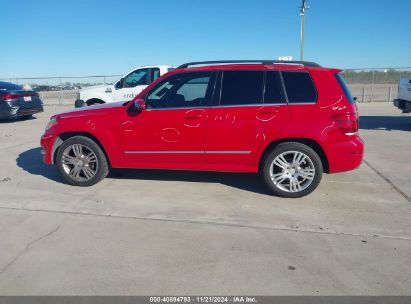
332,113,359,136
0,94,15,101
0,93,38,101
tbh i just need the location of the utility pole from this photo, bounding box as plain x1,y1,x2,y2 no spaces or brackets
300,0,309,61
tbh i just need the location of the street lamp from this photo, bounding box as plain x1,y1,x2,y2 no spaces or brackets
300,0,309,61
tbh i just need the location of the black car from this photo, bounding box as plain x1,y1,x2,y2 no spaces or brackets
0,81,43,120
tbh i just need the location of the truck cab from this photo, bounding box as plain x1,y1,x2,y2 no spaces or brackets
75,65,175,107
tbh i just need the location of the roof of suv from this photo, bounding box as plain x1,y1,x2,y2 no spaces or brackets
175,60,340,73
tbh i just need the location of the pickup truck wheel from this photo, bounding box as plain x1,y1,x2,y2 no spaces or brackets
56,136,109,186
261,142,323,198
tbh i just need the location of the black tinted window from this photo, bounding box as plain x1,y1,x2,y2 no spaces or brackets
264,71,286,103
282,71,317,103
220,71,263,106
336,73,355,103
0,82,22,91
146,72,215,108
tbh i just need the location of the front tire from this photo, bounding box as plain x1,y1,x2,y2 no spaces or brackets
56,136,109,186
261,142,323,198
19,114,33,120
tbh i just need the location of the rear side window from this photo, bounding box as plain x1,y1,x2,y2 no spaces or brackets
282,71,317,103
152,68,160,82
336,73,355,103
220,71,264,106
264,71,286,104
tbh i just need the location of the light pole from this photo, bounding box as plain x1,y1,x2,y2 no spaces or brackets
300,0,309,61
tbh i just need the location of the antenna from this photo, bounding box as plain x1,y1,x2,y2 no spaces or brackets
300,0,309,61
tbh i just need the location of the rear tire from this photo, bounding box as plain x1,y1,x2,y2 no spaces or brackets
56,136,109,186
261,142,323,198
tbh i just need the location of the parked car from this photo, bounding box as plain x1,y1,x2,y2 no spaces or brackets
74,65,175,107
393,77,411,113
0,81,43,120
41,60,363,198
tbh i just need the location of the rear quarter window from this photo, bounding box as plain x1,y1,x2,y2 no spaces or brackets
281,71,317,103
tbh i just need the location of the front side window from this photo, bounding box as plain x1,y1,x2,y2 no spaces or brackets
281,71,317,103
220,71,264,106
123,68,150,88
145,72,216,109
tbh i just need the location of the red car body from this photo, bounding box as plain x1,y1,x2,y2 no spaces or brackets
41,63,363,178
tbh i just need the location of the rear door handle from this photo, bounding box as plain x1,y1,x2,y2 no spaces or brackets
257,106,280,121
257,106,279,114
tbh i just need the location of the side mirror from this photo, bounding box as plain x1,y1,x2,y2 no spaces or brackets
127,98,146,116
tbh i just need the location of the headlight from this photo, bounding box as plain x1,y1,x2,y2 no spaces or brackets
45,117,58,131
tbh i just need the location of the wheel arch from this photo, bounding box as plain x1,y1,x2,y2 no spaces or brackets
86,98,106,106
259,138,329,173
52,132,111,167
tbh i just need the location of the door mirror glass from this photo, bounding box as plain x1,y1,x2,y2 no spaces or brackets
133,98,146,111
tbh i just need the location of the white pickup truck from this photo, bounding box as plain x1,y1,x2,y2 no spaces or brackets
393,77,411,113
75,65,175,107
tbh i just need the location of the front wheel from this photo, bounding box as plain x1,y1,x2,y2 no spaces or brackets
261,142,323,198
56,136,109,186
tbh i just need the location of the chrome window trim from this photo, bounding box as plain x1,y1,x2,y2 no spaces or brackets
124,150,251,155
145,103,288,111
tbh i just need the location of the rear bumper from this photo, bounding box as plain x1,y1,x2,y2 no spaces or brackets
393,99,411,112
327,136,364,174
0,101,43,119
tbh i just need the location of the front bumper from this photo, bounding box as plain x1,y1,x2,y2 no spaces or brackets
40,133,56,165
393,99,411,112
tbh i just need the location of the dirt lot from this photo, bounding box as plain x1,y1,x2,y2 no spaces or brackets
0,103,410,295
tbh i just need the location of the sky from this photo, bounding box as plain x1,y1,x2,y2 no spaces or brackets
0,0,410,78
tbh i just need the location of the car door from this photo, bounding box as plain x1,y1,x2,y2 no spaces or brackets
113,68,151,102
119,71,217,168
205,70,290,170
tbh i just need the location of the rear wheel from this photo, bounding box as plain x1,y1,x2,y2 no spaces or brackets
56,136,109,186
261,142,323,198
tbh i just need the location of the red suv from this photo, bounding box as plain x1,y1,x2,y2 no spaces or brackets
41,60,363,198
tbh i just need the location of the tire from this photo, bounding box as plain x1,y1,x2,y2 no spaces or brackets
56,136,109,186
261,142,323,198
19,114,33,120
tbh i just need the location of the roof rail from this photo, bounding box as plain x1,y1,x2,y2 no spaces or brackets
177,60,321,69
